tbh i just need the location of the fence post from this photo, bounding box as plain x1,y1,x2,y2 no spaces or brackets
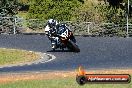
87,22,92,35
87,23,90,35
127,0,129,37
13,17,16,34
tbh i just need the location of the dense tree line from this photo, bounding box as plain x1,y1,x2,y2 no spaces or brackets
27,0,83,21
0,0,19,15
27,0,132,22
1,0,132,23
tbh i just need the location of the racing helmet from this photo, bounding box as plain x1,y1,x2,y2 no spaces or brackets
47,19,58,28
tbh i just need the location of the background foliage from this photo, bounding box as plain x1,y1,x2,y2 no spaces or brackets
1,0,132,24
1,0,132,36
27,0,82,21
25,0,132,24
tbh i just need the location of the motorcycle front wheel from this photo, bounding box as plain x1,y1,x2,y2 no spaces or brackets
66,40,80,52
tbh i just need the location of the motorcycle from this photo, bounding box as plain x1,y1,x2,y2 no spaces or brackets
45,24,80,52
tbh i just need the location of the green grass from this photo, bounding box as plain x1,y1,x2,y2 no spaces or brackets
17,11,28,19
0,77,131,88
0,48,39,65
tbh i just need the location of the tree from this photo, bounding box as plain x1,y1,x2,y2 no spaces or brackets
0,0,19,15
19,0,29,4
0,0,8,7
78,0,84,3
27,0,81,21
75,0,127,24
74,0,105,22
123,0,132,4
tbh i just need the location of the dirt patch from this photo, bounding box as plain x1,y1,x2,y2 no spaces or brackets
0,69,132,84
0,71,75,84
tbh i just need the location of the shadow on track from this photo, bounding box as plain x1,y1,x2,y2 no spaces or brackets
47,49,74,52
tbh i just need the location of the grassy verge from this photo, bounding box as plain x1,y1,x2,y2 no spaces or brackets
0,77,131,88
17,11,28,19
0,70,131,88
0,48,40,65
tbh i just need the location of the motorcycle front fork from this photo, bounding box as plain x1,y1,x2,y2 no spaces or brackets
51,42,56,50
51,39,65,51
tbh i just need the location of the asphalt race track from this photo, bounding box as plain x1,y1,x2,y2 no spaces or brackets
0,35,132,72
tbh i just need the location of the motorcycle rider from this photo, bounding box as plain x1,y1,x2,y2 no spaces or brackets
45,19,61,48
45,19,76,49
45,19,58,37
